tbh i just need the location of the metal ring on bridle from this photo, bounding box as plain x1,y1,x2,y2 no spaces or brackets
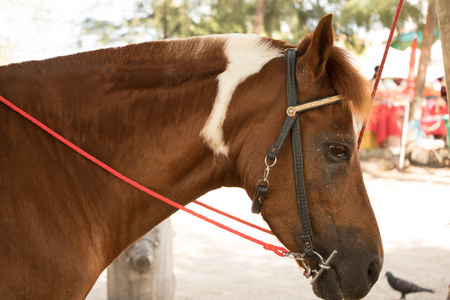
282,249,337,282
256,178,270,188
284,251,314,278
286,106,297,117
313,251,332,270
318,262,332,270
283,251,305,260
264,156,277,168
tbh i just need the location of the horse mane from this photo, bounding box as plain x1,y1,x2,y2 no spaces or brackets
3,35,289,93
4,36,228,82
297,34,373,121
3,33,370,121
5,34,285,72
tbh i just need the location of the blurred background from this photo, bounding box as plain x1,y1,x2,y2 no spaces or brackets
0,0,437,68
0,0,445,84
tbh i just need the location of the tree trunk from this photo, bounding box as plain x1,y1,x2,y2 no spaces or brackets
107,219,174,300
252,0,266,34
409,0,437,120
181,0,190,37
437,0,450,115
163,0,169,39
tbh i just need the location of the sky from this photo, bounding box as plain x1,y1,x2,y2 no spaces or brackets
0,0,136,63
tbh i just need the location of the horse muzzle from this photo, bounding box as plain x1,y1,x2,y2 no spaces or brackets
309,250,382,300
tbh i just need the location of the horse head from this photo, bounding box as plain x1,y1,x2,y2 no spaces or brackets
226,14,383,299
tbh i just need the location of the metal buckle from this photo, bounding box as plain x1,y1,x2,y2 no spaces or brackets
283,250,337,285
255,156,277,189
252,156,277,214
286,95,342,117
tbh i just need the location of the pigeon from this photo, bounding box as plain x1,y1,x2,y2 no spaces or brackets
386,271,434,300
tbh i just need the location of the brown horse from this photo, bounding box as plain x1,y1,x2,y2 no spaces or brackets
0,14,382,299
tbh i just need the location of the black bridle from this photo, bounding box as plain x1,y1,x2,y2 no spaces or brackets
252,49,340,282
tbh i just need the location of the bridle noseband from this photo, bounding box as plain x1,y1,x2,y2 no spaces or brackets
252,49,340,283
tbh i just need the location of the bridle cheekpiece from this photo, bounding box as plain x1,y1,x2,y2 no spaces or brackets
252,48,341,284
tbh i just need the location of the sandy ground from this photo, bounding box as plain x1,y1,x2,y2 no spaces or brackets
86,158,450,300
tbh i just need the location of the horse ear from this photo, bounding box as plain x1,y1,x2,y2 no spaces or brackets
301,14,334,79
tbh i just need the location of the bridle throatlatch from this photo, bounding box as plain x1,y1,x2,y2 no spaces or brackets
252,49,340,284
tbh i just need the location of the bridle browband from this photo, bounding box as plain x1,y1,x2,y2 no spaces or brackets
252,49,339,283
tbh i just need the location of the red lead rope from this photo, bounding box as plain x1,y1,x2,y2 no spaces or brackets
0,94,286,257
358,0,404,149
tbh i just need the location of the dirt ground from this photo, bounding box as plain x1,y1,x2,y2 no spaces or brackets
86,155,450,300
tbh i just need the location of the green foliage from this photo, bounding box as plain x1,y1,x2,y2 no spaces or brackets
339,0,423,31
78,0,427,53
79,0,338,46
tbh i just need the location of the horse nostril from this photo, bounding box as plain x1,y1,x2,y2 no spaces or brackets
367,259,382,286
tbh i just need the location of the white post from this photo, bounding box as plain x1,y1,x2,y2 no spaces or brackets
399,101,410,169
437,0,450,113
107,219,174,300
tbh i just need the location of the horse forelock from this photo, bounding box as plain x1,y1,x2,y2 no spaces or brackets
200,35,286,157
296,34,372,122
327,47,372,122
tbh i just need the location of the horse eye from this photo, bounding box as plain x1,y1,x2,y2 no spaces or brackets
328,145,349,160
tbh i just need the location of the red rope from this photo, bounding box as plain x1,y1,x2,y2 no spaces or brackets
193,200,274,235
357,0,404,149
0,95,286,257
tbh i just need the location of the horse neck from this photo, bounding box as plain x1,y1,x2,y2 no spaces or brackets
2,39,232,184
0,36,287,270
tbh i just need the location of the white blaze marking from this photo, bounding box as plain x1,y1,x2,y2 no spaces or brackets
201,34,284,156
